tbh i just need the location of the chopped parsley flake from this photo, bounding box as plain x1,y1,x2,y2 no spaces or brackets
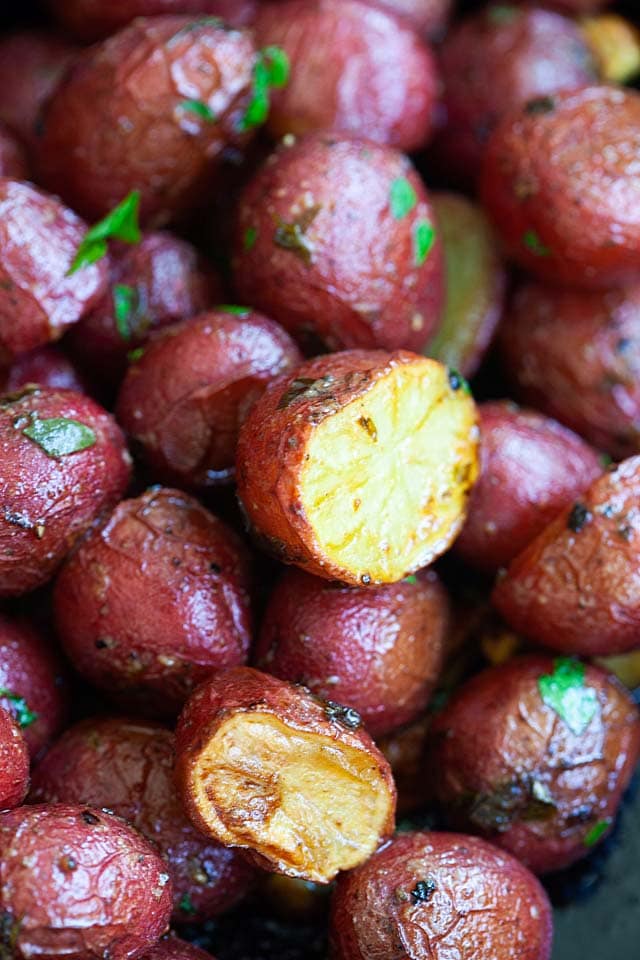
0,688,38,728
584,819,611,848
113,284,138,341
522,229,550,257
390,177,418,220
68,191,142,274
179,99,216,122
414,219,436,266
538,658,599,736
239,45,290,131
244,226,258,251
217,304,251,316
22,416,96,459
178,893,197,915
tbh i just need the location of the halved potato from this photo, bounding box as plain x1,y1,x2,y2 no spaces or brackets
236,349,479,585
174,667,396,883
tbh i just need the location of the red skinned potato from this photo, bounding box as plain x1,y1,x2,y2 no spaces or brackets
493,456,640,656
47,1,258,40
175,666,396,882
233,135,444,353
433,5,596,186
0,386,131,597
500,280,640,460
236,350,479,585
521,0,612,12
2,346,87,395
116,309,302,487
0,179,108,364
39,17,258,225
456,401,602,573
377,714,432,815
0,803,172,960
139,939,217,960
54,487,251,715
429,655,640,873
67,232,221,388
330,830,553,960
0,708,29,809
254,1,437,152
31,717,256,923
0,614,69,758
0,123,28,178
481,86,640,289
376,0,452,38
425,192,505,378
255,568,448,737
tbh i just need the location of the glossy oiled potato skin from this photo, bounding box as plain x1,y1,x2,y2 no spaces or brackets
256,568,448,737
0,179,108,363
139,939,218,960
54,487,252,714
430,656,640,873
0,387,131,597
493,456,640,656
376,0,452,38
233,135,443,353
0,708,29,809
0,804,172,960
31,718,256,923
47,1,258,40
254,0,438,152
40,17,257,225
500,280,640,459
2,346,87,395
481,86,640,288
0,122,28,178
456,402,602,572
330,831,553,960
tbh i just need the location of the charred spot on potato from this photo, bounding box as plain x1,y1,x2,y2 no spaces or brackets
81,810,100,825
467,777,557,833
410,878,437,903
567,502,592,533
0,911,21,959
278,376,336,410
324,700,362,730
524,96,556,115
273,206,321,265
357,416,378,441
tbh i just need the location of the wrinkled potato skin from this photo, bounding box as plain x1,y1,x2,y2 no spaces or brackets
0,708,29,809
0,123,29,178
430,656,640,873
330,831,553,960
48,1,258,40
254,0,437,152
0,804,172,960
0,614,69,758
481,86,640,288
376,0,452,38
434,6,596,186
54,488,252,715
493,456,640,656
2,346,87,395
116,311,302,487
0,180,109,363
139,938,218,960
233,135,444,353
256,568,448,737
500,280,640,459
39,17,257,225
456,402,602,573
0,387,131,597
31,718,256,923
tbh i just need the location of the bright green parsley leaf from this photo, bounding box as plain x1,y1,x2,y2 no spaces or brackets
218,304,251,316
179,99,216,122
404,575,418,584
0,688,38,728
390,178,418,220
584,819,612,848
239,46,290,131
244,226,258,251
599,452,613,468
113,284,138,341
538,658,599,736
522,229,551,257
414,219,436,267
178,893,197,915
23,416,97,459
127,347,145,363
68,191,142,275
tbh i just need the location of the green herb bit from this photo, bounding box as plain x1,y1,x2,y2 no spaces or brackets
411,878,437,903
584,819,612,848
127,347,145,363
447,368,471,394
273,205,321,265
217,304,251,316
390,177,418,220
179,99,216,122
404,575,418,584
414,219,435,267
239,45,290,132
177,893,197,916
538,658,599,736
244,226,258,251
23,416,97,459
487,5,518,24
0,688,38,728
68,191,142,275
522,229,551,257
113,284,139,341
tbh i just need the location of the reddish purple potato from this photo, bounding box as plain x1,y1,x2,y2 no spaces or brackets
0,122,29,178
233,134,444,353
53,487,252,715
139,939,218,960
1,346,88,396
376,0,453,39
116,309,302,487
0,707,30,809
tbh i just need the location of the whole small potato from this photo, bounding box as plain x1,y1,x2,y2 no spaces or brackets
0,123,28,178
233,134,444,353
175,666,396,883
330,830,553,960
376,0,452,38
0,386,131,597
0,804,172,960
39,17,259,225
139,939,218,960
481,86,640,289
116,309,302,487
0,707,29,809
254,0,438,152
456,401,603,572
256,568,448,737
236,350,479,585
54,487,252,714
2,346,87,395
0,179,109,363
430,655,640,873
493,456,640,656
31,717,256,923
47,1,258,40
378,714,432,814
500,280,640,459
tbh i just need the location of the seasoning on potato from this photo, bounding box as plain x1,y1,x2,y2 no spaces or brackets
0,707,29,809
174,666,396,883
236,349,479,585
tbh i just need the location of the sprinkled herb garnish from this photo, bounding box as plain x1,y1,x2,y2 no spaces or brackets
411,879,437,903
179,99,216,122
525,96,556,115
274,205,321,265
522,229,550,257
567,502,592,533
448,368,471,394
324,700,362,730
244,226,258,251
239,45,290,131
127,347,145,363
178,893,197,915
217,304,251,316
404,575,417,584
113,284,138,341
390,177,418,220
22,416,96,459
68,191,142,274
414,219,435,266
487,5,518,24
0,688,37,728
584,819,611,848
538,658,599,736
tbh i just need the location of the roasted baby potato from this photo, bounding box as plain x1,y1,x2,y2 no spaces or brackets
493,456,640,656
376,0,452,38
174,666,396,883
2,346,87,396
430,655,640,873
138,939,218,960
236,350,479,585
0,122,28,178
47,1,258,40
330,830,553,960
378,713,432,814
0,707,29,809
